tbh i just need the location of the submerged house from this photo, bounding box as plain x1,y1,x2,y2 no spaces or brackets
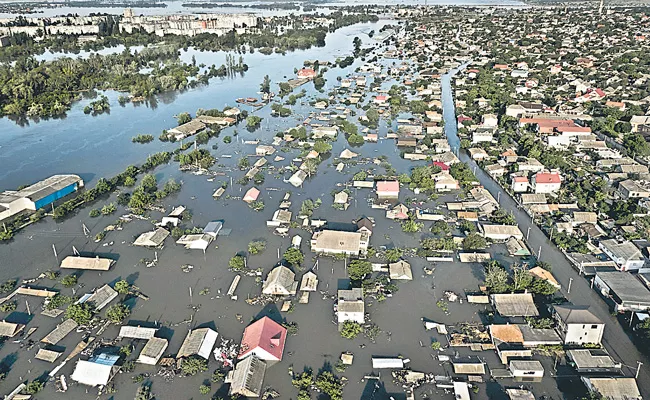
238,316,287,364
229,355,267,398
177,328,218,359
262,265,298,296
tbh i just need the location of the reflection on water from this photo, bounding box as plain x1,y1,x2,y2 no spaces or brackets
0,20,388,191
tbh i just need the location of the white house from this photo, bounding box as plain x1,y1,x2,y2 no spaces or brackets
599,239,645,271
553,305,605,345
337,288,364,325
531,172,561,194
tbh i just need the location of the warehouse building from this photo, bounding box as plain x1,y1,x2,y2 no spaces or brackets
0,174,83,222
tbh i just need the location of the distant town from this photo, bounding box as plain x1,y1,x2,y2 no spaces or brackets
1,2,650,400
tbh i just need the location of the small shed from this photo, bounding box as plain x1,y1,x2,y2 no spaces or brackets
334,191,349,204
452,356,486,375
35,349,62,363
133,228,170,247
300,271,318,292
177,328,218,359
509,360,544,379
389,260,413,280
119,326,157,340
79,284,118,311
243,187,261,203
138,337,168,365
339,149,358,159
372,357,407,369
0,321,24,338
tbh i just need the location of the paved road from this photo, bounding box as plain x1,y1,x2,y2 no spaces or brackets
441,69,650,396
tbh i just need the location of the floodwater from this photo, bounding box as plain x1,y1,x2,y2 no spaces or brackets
0,20,386,191
0,0,526,19
0,21,569,400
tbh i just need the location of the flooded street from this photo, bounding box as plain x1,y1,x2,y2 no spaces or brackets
0,30,570,398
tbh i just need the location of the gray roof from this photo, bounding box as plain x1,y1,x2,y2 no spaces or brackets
230,355,267,397
134,228,170,247
519,325,562,344
0,321,23,337
85,284,118,311
553,305,603,325
262,266,297,295
583,377,641,400
41,319,78,344
35,348,62,363
510,360,544,372
568,349,619,369
119,326,157,340
15,174,82,202
596,271,650,304
599,239,644,261
491,293,539,317
138,337,168,364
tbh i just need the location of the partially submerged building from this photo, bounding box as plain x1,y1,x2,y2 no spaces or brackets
41,319,78,345
552,305,604,345
581,377,641,400
229,355,267,398
311,229,370,257
594,271,650,312
177,328,218,359
78,284,118,311
71,353,119,387
262,265,298,296
60,256,114,271
336,288,364,325
238,316,287,364
491,293,539,317
0,174,83,223
567,349,622,374
137,337,168,365
133,227,170,247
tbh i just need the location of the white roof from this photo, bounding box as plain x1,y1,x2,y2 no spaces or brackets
71,360,112,387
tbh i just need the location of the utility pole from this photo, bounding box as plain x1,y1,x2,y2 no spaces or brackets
636,361,643,379
567,277,573,294
526,226,531,241
538,245,542,261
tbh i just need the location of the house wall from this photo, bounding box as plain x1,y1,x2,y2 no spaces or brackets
561,323,604,345
337,311,364,324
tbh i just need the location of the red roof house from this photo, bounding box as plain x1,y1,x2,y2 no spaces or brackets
432,161,450,171
531,172,561,194
297,68,317,78
238,317,287,363
243,187,260,203
376,181,400,199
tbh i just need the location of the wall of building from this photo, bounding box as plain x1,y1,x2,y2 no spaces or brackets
563,324,604,345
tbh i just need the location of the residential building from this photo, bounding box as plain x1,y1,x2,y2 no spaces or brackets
238,316,287,363
229,355,267,398
137,338,168,365
491,293,539,317
177,328,218,359
262,265,298,296
567,349,622,374
552,305,604,345
311,229,370,257
336,288,364,325
531,172,561,194
594,271,650,312
618,179,650,199
598,239,645,271
581,377,641,400
376,181,400,199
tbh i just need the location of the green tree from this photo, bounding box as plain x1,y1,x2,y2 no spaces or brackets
199,384,210,395
484,261,509,294
347,133,365,145
623,133,650,157
229,255,246,271
462,233,487,250
384,248,403,263
248,240,267,255
260,75,271,95
181,356,208,376
348,260,372,280
114,280,130,294
313,140,332,154
401,219,423,233
106,304,130,323
176,112,191,125
340,320,362,339
283,247,304,266
511,265,533,291
23,380,44,395
430,220,451,236
60,274,78,288
65,303,94,325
